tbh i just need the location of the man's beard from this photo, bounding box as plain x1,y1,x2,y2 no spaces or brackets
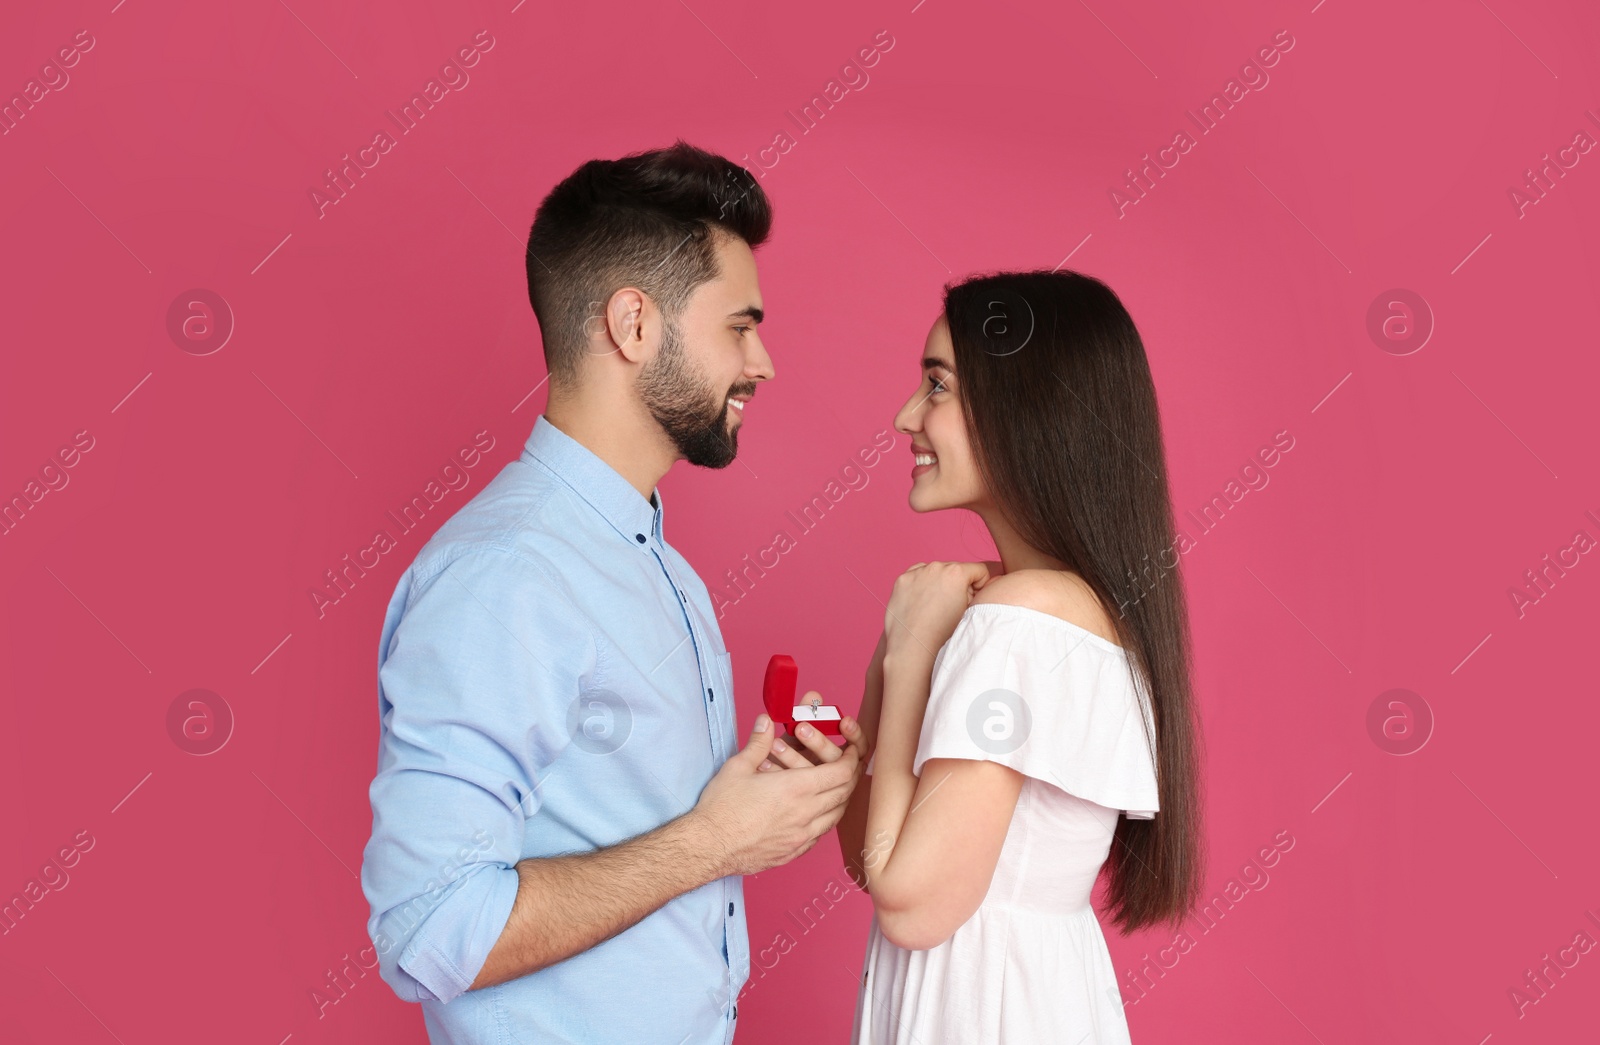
638,319,744,469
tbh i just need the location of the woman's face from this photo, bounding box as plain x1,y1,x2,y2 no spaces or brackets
893,314,987,513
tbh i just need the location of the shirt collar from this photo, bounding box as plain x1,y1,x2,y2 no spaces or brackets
523,414,665,549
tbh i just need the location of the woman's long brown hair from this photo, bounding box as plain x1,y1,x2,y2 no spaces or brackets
943,269,1203,932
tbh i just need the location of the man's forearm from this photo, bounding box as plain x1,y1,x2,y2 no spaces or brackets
470,809,729,990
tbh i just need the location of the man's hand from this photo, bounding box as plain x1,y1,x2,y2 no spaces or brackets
689,713,862,876
759,691,871,773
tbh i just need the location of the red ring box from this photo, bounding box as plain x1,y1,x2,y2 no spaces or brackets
762,654,844,736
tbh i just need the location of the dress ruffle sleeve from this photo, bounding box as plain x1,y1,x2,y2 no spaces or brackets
909,602,1159,819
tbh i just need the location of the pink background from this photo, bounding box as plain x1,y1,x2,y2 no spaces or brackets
4,0,1599,1042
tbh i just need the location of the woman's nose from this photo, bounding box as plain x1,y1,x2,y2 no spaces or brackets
894,396,922,435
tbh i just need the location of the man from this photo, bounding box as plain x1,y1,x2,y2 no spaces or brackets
360,142,866,1044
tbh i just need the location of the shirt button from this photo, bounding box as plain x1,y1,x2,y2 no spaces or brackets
733,1005,738,1019
728,902,735,915
707,688,714,702
635,534,646,543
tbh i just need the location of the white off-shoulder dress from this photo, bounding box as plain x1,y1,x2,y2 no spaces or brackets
852,602,1160,1045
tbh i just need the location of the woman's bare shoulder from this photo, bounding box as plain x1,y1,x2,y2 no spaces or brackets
971,568,1120,645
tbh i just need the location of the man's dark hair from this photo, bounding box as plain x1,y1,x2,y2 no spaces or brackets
525,141,772,385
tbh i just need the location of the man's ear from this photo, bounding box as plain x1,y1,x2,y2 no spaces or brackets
602,288,656,363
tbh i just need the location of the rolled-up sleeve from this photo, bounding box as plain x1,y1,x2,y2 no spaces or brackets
360,545,593,1004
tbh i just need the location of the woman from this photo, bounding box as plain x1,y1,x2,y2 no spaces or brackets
768,269,1202,1043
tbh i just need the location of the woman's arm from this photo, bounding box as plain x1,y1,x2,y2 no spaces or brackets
861,639,1024,951
835,629,887,890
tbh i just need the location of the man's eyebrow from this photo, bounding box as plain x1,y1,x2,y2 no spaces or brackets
728,306,764,323
922,356,953,371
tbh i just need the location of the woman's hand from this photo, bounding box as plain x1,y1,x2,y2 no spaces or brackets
883,561,994,661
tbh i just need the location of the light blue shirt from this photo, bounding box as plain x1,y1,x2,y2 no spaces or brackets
361,414,749,1044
